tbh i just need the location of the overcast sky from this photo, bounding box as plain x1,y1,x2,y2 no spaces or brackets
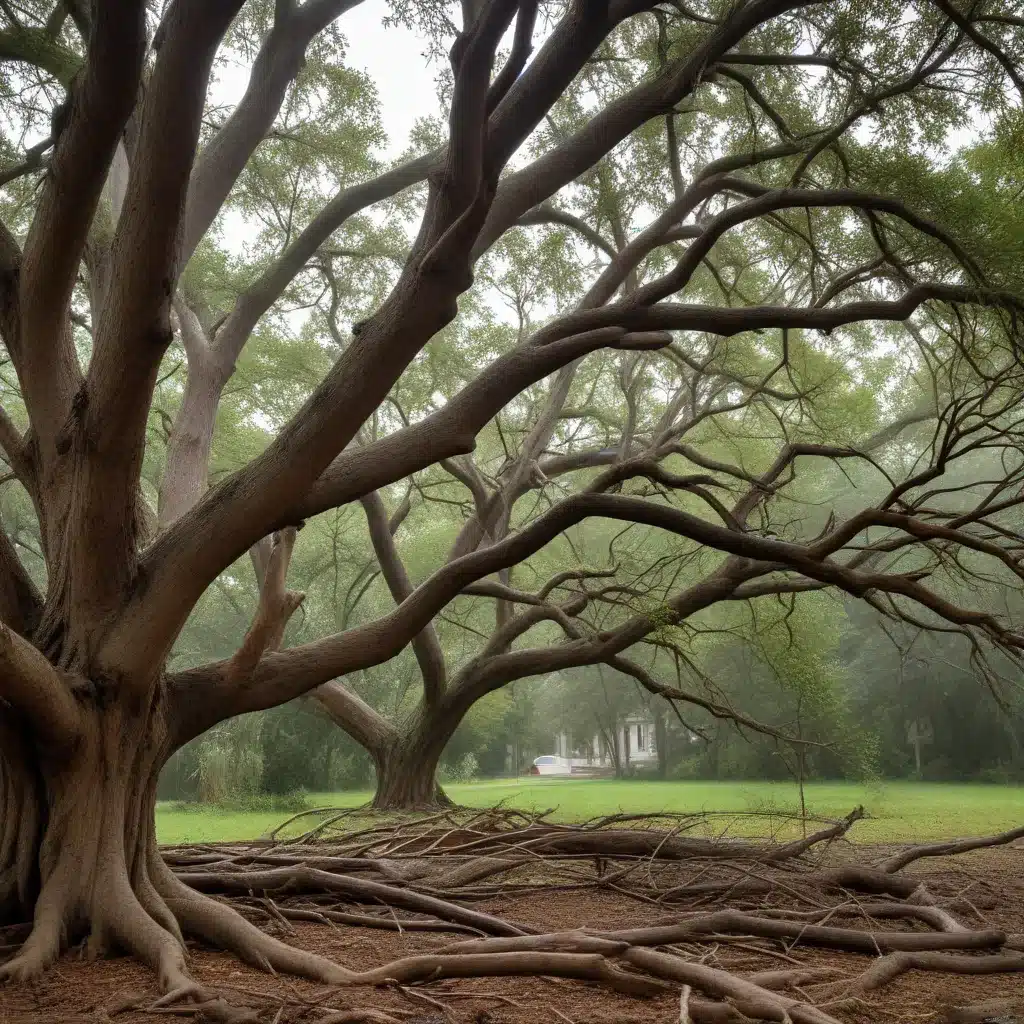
342,2,441,156
216,1,441,159
209,2,981,268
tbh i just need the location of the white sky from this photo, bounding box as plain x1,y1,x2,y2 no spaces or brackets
342,2,441,157
208,2,985,312
216,1,440,160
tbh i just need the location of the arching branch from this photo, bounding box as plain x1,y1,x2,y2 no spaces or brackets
225,527,305,681
360,491,447,705
181,0,367,262
515,202,617,257
169,460,1024,742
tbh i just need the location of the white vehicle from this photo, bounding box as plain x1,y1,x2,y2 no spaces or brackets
530,755,572,776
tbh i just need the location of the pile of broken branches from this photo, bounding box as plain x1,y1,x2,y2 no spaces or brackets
94,806,1024,1023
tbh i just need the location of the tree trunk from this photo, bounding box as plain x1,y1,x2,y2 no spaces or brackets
312,681,457,811
654,710,668,780
370,713,457,812
0,699,186,982
372,745,453,811
0,688,350,989
602,724,623,778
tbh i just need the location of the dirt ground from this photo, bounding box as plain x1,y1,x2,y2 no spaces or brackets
2,845,1022,1024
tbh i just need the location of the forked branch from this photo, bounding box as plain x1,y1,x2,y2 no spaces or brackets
226,527,305,681
17,0,146,448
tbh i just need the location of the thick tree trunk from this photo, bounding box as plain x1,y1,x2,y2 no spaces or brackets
370,714,457,812
372,746,453,811
0,689,349,992
0,700,188,983
313,680,457,812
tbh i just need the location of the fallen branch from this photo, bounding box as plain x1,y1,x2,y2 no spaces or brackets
829,950,1024,997
762,806,865,862
177,865,534,936
657,863,924,902
877,823,1024,873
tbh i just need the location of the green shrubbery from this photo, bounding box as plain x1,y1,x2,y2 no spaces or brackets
164,791,310,814
440,753,479,785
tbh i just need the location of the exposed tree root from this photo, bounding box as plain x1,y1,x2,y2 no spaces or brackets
177,864,534,936
938,996,1024,1024
150,851,353,984
5,807,1024,1023
439,914,1006,955
318,1011,405,1024
875,824,1024,873
268,904,483,935
338,950,668,995
826,950,1024,998
624,946,844,1024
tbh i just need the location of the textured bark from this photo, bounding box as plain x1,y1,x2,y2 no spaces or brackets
0,698,181,985
371,741,455,812
313,680,455,811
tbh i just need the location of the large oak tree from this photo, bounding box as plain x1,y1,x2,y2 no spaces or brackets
0,0,1021,1004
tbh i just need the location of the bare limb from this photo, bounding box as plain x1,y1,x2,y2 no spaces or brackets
225,527,305,681
360,491,447,705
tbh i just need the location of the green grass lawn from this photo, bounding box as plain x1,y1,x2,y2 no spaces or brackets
155,777,1024,845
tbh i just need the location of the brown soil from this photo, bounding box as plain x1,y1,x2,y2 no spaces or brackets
2,845,1022,1024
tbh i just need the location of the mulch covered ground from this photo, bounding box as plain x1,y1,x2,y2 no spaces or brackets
2,810,1023,1024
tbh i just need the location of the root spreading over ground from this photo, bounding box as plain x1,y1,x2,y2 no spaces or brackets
2,807,1023,1023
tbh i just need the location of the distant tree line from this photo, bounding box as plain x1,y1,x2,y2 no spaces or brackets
159,589,1024,805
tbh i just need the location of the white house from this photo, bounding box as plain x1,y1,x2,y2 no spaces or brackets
553,711,659,771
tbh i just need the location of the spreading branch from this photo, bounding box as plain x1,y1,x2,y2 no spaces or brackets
226,527,305,681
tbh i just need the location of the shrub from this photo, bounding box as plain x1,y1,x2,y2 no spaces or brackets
163,791,309,813
441,752,479,784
